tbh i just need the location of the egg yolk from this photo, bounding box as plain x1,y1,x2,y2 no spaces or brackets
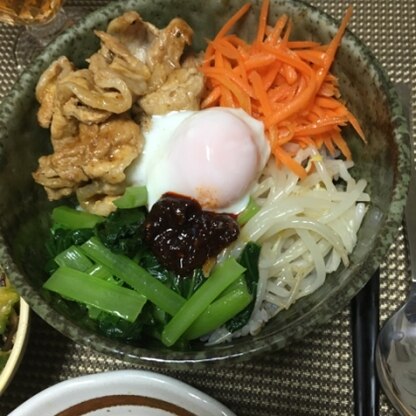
165,108,260,211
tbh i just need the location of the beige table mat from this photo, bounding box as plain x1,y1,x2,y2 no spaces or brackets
0,0,414,414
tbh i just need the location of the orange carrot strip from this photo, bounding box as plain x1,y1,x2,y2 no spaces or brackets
206,71,251,112
286,41,321,49
294,123,344,137
323,135,337,156
211,38,242,60
244,53,276,70
265,74,316,126
296,136,316,148
263,61,282,90
201,86,221,108
202,67,254,97
294,116,347,134
220,84,235,107
315,6,353,92
282,19,292,44
281,63,298,85
332,130,352,159
226,34,249,48
295,49,326,65
256,0,270,43
315,96,342,109
267,14,288,44
215,3,252,40
273,145,307,178
346,110,366,142
248,70,273,117
259,42,314,75
268,83,297,104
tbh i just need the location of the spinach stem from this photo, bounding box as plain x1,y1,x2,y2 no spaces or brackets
184,284,252,340
44,266,146,322
81,237,186,316
52,206,104,229
55,245,93,272
113,186,148,209
161,258,245,346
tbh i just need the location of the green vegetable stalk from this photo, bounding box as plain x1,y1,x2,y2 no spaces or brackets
55,245,93,272
113,186,148,209
81,237,186,316
184,281,252,340
52,206,104,229
44,266,146,322
161,258,246,347
237,197,260,225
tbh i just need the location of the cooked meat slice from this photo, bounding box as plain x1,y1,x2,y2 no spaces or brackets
36,56,75,128
33,141,89,200
139,67,204,115
33,117,143,202
76,180,125,216
145,18,193,90
49,106,79,150
105,11,159,63
82,117,143,184
98,11,193,92
62,97,111,125
58,68,132,114
91,33,151,97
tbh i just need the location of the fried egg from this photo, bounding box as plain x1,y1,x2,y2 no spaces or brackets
127,107,270,214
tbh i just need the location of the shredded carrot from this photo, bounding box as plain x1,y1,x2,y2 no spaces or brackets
200,1,365,177
256,0,270,44
267,15,289,44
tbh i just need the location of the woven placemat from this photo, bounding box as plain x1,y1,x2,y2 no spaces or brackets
0,0,414,414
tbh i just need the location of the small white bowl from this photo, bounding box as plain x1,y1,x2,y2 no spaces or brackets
0,298,30,395
9,369,235,415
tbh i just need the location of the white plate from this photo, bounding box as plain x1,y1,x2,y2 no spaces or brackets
9,370,236,416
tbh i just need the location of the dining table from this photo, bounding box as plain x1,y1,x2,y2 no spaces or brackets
0,0,414,414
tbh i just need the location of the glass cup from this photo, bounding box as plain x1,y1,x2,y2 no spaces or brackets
0,0,80,68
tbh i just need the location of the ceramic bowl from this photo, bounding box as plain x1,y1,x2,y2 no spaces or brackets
0,286,30,395
0,0,410,366
9,370,235,415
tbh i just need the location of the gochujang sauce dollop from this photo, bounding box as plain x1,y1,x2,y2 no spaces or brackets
143,193,240,275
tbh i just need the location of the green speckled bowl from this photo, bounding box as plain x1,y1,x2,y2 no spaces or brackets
0,0,410,366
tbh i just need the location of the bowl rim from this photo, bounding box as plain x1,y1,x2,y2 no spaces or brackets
0,0,411,366
0,298,30,395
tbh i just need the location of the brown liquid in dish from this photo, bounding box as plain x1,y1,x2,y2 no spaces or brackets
55,394,198,416
0,0,63,25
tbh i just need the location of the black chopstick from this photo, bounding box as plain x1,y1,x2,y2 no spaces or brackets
350,268,380,416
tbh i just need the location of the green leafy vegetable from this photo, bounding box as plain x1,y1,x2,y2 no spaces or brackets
95,312,145,342
46,228,94,259
138,251,177,284
95,207,146,258
113,186,148,209
44,204,262,348
226,242,261,332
